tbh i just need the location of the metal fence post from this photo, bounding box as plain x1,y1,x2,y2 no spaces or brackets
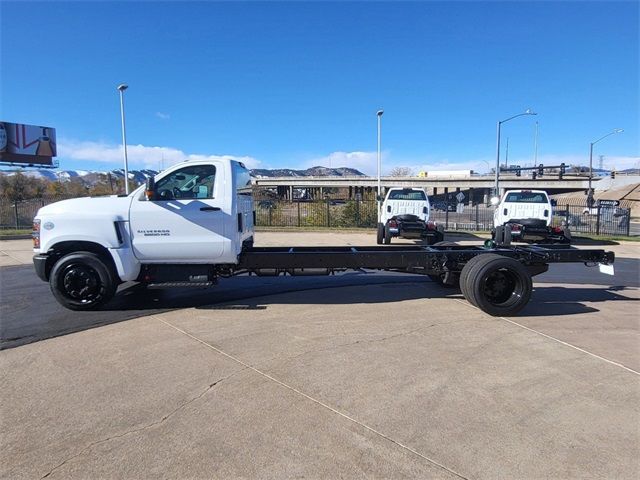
297,201,301,227
14,201,19,229
326,199,330,227
595,205,601,235
356,198,361,227
268,207,272,227
445,201,449,229
625,210,631,236
475,203,479,231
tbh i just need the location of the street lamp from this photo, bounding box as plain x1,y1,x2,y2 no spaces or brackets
117,83,130,195
588,128,623,205
376,109,384,223
494,108,537,200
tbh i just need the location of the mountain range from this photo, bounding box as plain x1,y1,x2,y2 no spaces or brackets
0,165,366,185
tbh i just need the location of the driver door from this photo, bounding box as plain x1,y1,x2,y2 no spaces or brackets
129,164,226,262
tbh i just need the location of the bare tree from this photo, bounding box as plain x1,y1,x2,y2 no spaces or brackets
388,166,414,177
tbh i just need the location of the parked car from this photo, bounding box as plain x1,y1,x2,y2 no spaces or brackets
377,188,444,245
431,201,456,212
583,203,622,217
257,200,276,209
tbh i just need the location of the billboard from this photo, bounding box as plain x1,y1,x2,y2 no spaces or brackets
0,121,57,167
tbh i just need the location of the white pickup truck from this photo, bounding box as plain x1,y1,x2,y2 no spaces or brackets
32,159,614,316
376,188,444,245
493,189,571,244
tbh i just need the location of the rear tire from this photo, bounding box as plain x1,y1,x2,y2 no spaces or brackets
384,225,392,244
463,255,532,316
49,251,117,311
376,223,384,244
459,254,490,303
426,231,445,245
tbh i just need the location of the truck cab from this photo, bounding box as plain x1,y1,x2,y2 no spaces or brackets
32,159,254,309
493,189,570,244
376,188,443,245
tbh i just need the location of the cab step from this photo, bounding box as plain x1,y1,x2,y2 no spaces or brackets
147,281,214,289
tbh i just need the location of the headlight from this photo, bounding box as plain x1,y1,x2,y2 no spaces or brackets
32,219,41,249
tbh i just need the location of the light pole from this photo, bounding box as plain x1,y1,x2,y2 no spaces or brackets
376,109,384,223
504,137,509,169
588,128,623,205
533,121,539,165
494,109,537,202
117,84,130,195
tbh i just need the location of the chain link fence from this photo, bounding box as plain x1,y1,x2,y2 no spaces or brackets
0,196,74,230
1,195,631,237
254,198,631,236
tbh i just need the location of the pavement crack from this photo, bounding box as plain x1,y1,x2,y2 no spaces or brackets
40,369,245,479
270,322,442,367
156,317,469,480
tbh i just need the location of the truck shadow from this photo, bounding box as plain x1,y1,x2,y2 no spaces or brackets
519,285,639,316
1,266,637,350
192,283,638,317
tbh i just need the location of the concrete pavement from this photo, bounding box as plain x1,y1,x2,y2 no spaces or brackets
1,232,639,479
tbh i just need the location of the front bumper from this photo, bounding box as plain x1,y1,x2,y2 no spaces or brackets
33,254,49,281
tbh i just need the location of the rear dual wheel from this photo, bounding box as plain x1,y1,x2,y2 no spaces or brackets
459,254,532,316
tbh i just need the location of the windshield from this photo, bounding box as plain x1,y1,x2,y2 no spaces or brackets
388,190,426,200
504,192,548,203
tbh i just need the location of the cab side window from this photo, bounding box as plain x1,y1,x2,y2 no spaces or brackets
154,165,216,200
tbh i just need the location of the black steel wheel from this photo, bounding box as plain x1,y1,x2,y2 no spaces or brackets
49,251,117,311
464,255,532,316
376,223,384,245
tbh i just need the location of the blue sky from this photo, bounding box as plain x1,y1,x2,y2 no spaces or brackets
2,1,638,174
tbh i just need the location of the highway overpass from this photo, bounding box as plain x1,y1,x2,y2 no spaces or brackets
253,174,599,200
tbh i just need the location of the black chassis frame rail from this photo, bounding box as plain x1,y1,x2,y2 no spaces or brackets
238,245,615,275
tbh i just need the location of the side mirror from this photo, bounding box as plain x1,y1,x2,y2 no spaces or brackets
145,177,156,201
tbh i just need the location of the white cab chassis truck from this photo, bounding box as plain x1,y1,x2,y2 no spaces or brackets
33,159,614,316
376,188,444,245
493,190,571,244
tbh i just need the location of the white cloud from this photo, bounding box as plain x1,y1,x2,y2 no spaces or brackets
155,112,170,120
304,151,380,175
410,159,492,175
57,139,261,170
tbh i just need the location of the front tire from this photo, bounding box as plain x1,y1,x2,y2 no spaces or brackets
49,251,118,311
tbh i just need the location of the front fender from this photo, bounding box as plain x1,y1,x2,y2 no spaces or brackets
38,217,125,252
